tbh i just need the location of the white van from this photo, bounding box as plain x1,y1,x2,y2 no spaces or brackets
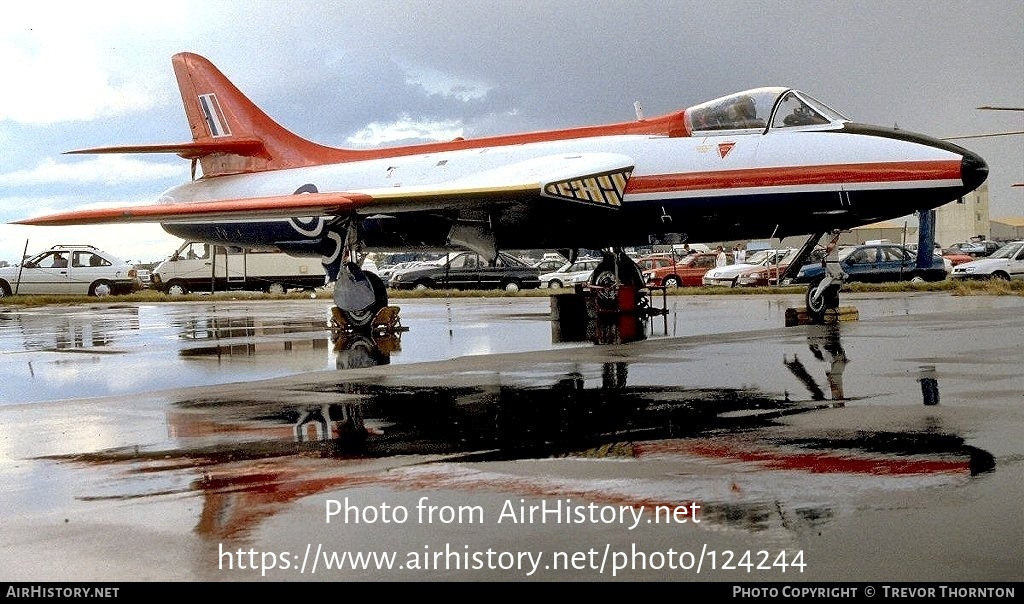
151,241,326,295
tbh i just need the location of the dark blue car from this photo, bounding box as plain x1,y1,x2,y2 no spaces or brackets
790,243,948,284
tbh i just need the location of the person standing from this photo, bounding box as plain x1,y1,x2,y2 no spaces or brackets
715,246,727,267
733,244,746,263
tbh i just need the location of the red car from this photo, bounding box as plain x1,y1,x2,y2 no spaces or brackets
733,261,797,287
942,252,975,267
734,249,826,286
638,253,720,287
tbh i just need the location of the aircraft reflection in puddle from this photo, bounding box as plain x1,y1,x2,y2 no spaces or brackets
49,323,991,540
784,323,849,401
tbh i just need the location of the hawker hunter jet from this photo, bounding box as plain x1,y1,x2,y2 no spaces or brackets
16,53,987,327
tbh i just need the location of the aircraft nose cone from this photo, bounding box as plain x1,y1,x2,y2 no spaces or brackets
961,149,988,193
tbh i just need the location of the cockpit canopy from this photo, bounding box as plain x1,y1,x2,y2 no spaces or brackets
684,87,848,134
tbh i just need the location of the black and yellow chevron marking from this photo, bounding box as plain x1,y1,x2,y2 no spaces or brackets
543,169,632,207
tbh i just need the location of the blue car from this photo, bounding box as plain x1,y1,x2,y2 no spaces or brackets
790,243,948,284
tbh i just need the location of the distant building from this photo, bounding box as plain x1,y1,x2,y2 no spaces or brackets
990,216,1024,242
935,183,990,246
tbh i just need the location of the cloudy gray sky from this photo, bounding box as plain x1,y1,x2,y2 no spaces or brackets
1,0,1021,263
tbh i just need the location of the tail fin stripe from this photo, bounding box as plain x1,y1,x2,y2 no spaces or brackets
199,93,230,137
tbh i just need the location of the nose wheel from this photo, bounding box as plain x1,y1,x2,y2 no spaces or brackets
806,278,840,322
797,230,846,324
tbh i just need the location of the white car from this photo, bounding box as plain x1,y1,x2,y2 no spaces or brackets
0,245,141,297
702,248,797,287
950,241,1024,281
539,258,601,288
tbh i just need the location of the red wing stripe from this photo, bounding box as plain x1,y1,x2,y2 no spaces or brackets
14,192,374,226
627,160,962,194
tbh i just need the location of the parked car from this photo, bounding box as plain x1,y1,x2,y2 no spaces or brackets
942,252,977,267
943,240,1001,257
532,256,569,273
378,260,424,281
732,249,826,287
0,244,141,297
950,240,1024,281
638,252,719,287
387,251,541,292
538,258,601,288
789,243,947,284
702,249,793,287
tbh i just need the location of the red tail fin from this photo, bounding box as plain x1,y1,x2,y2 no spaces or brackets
172,52,355,176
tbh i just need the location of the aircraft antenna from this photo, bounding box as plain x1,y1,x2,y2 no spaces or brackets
634,101,644,121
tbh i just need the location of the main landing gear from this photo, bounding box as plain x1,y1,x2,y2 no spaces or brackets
322,221,389,331
332,262,388,330
588,248,649,312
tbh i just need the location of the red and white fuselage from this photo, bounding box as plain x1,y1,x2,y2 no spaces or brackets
18,57,986,260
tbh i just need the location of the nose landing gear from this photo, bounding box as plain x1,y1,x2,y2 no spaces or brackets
800,231,846,324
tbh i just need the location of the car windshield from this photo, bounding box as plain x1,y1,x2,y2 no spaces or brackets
746,249,790,265
989,242,1024,260
567,260,596,272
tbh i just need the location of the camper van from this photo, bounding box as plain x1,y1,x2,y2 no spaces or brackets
151,241,326,295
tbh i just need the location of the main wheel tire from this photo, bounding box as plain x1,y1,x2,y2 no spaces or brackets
89,280,112,297
806,280,839,323
341,271,387,330
589,252,646,309
166,282,189,296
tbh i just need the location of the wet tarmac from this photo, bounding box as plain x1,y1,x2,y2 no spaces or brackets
0,292,1021,582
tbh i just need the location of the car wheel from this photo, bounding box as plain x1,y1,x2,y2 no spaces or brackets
991,271,1011,281
89,280,112,297
167,282,189,296
267,282,287,295
548,279,563,289
910,276,925,284
663,276,680,288
0,281,11,298
413,280,431,291
504,280,521,294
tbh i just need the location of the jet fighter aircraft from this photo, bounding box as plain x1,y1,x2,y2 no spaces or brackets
15,53,987,327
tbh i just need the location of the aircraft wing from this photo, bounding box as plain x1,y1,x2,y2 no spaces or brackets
13,192,374,226
14,153,634,226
